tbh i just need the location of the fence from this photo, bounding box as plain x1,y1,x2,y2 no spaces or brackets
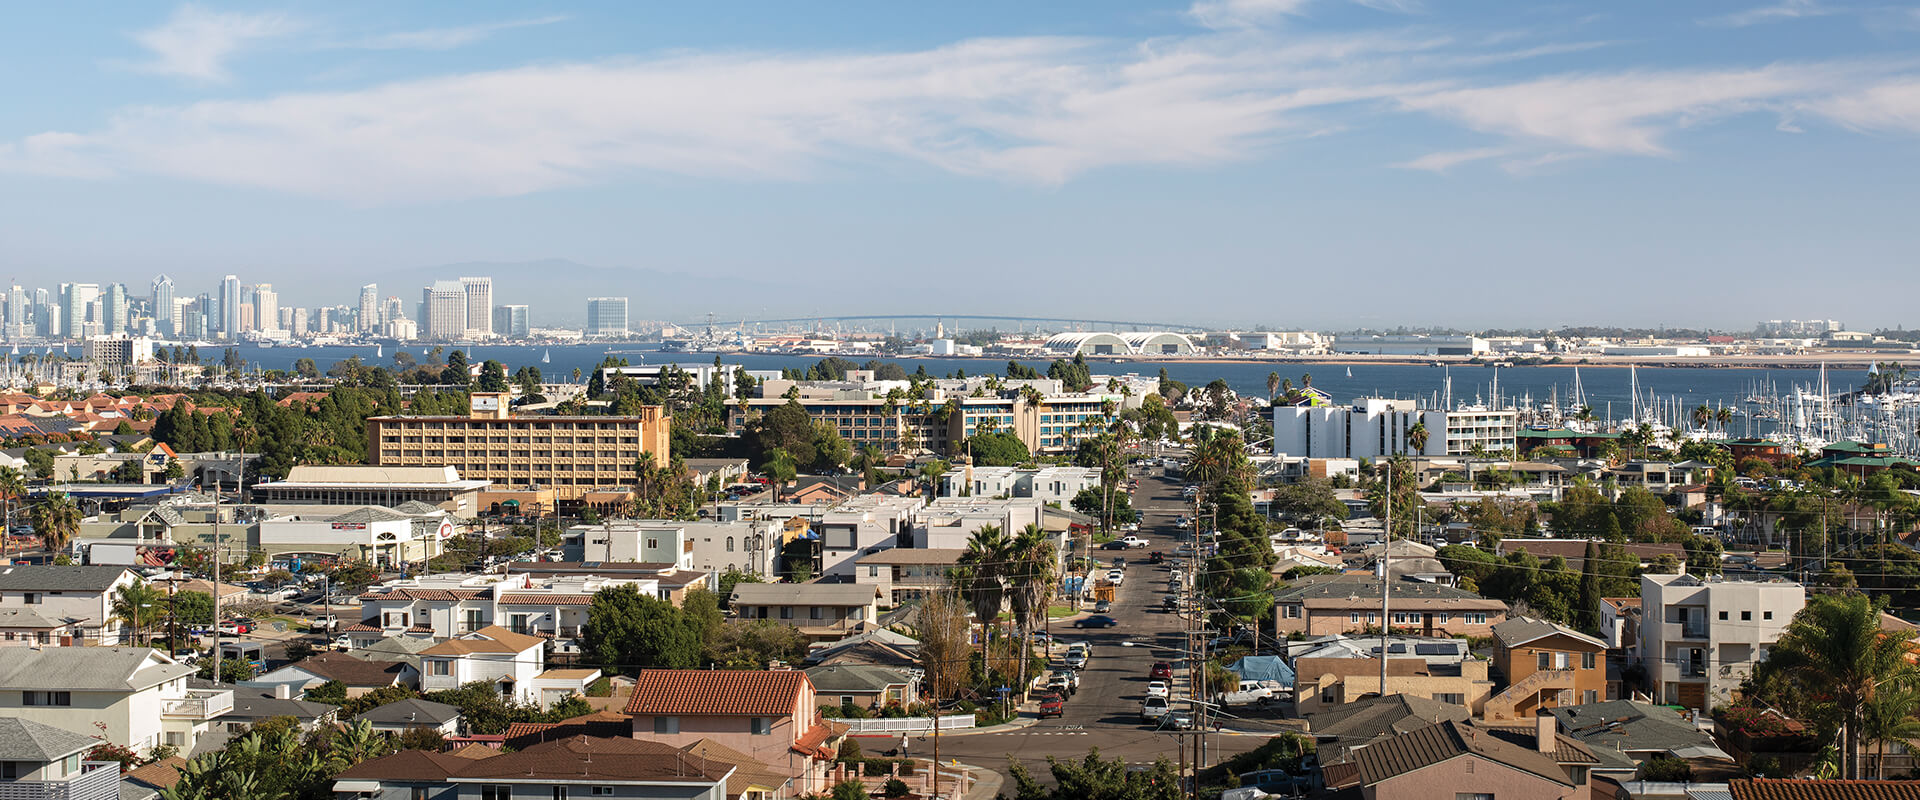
828,713,977,734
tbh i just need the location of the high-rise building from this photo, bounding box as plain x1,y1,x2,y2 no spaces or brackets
422,281,467,340
255,284,279,333
382,296,404,326
5,285,23,337
219,275,240,339
102,283,129,335
459,277,493,337
586,297,629,338
358,284,379,332
292,308,309,335
492,305,530,338
150,275,176,337
61,283,99,339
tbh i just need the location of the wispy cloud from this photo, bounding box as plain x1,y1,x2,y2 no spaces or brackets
354,16,568,52
1701,0,1833,28
127,4,300,82
1392,146,1508,171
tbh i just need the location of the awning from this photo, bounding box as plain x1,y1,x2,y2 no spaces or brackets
333,780,382,792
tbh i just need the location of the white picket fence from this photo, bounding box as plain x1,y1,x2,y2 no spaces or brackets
828,713,977,734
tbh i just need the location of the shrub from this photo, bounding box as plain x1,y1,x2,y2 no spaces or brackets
585,676,611,697
836,738,863,762
883,778,910,798
1638,755,1693,782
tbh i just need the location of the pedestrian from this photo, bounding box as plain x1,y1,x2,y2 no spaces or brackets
898,733,910,757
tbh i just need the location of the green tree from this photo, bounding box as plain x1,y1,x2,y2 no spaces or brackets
1007,750,1182,800
1762,592,1920,779
957,524,1010,664
29,492,80,553
966,432,1030,467
476,359,509,392
111,582,166,645
581,584,700,672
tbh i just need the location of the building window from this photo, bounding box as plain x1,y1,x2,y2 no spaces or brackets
1434,693,1466,705
1742,611,1752,621
1582,652,1596,670
654,716,680,734
1719,611,1729,621
780,607,792,619
429,660,450,677
750,717,772,735
24,691,71,706
23,593,40,605
1537,652,1550,670
811,607,824,620
727,536,735,552
1350,613,1360,624
482,787,513,800
1455,794,1493,800
592,790,615,797
1764,611,1773,620
1569,766,1590,784
552,789,568,800
412,789,430,800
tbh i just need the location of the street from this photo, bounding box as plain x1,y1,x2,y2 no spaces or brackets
931,465,1283,778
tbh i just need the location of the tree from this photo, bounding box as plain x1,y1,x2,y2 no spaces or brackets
29,492,80,554
715,568,764,609
966,432,1029,467
112,582,165,645
1005,524,1058,696
0,466,23,558
581,585,699,673
916,588,973,700
476,360,509,392
440,349,472,387
957,525,1010,664
703,619,807,669
23,448,54,480
1007,750,1182,800
1761,592,1920,779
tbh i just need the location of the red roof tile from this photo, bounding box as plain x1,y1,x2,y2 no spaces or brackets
497,593,593,605
1729,779,1920,800
625,669,808,717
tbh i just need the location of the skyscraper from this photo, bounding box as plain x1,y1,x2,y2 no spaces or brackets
255,284,279,333
219,275,240,339
359,284,378,332
493,304,530,338
5,285,23,338
102,283,129,335
460,277,493,336
423,281,467,339
586,297,629,338
151,275,176,337
61,283,99,339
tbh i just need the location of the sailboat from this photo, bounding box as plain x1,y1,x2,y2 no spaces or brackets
541,349,551,365
1345,366,1352,378
375,343,383,358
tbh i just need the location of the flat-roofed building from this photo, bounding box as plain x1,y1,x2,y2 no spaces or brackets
367,393,669,502
250,464,490,515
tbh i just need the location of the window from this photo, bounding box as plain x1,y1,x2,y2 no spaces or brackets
1718,611,1729,621
0,763,16,780
412,789,431,800
1764,611,1774,620
429,660,450,677
1538,652,1551,669
1351,613,1360,624
165,731,184,746
1742,611,1752,621
482,787,513,800
654,716,680,734
23,593,39,605
780,607,793,619
1582,652,1596,670
811,607,824,620
1434,693,1466,705
750,717,772,735
24,691,71,706
1583,690,1598,704
868,566,878,578
1569,766,1590,784
592,790,615,797
552,789,568,800
1455,794,1493,800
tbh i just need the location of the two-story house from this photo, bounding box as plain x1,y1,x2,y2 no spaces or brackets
572,519,784,579
1485,617,1611,721
1638,572,1805,710
853,548,964,608
729,584,883,641
333,736,733,800
418,626,600,709
1293,654,1495,716
0,718,123,800
625,669,847,797
349,573,666,651
1272,573,1509,639
0,565,141,646
815,495,922,579
0,647,228,756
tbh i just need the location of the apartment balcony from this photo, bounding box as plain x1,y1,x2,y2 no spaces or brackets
0,761,120,800
1659,621,1710,642
160,689,234,720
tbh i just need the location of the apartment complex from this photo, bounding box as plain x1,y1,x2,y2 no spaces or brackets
727,388,1122,456
1273,397,1517,459
1637,572,1804,711
366,392,669,501
1272,574,1509,639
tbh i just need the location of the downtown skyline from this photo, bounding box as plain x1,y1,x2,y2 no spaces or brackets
1,2,1918,328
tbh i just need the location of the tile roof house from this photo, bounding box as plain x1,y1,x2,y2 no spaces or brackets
1303,693,1473,765
418,625,599,710
1272,573,1508,639
250,652,417,698
802,629,922,669
1728,779,1920,800
625,669,848,797
334,736,734,800
502,710,633,750
0,717,122,799
1339,718,1598,800
0,565,142,646
0,647,226,757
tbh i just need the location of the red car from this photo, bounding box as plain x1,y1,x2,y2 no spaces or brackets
1036,692,1065,719
1150,662,1174,680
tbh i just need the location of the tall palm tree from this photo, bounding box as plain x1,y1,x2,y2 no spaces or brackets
1406,422,1430,454
1715,407,1735,434
1005,523,1058,698
29,492,80,556
1692,404,1712,431
111,582,165,646
1862,680,1920,779
956,524,1010,668
1766,593,1920,779
0,466,23,559
1266,372,1280,403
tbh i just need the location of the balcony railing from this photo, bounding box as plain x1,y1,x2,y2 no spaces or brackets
0,761,121,800
161,688,234,720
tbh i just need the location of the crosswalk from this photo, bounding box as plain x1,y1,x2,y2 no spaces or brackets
990,730,1091,736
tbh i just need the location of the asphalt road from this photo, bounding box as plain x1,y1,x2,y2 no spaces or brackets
933,464,1279,778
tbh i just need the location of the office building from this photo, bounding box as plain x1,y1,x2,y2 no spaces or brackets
358,284,378,332
586,297,628,337
4,285,22,339
218,275,240,339
420,281,467,340
460,277,492,337
84,335,154,367
1637,573,1804,711
60,283,98,339
291,308,309,335
492,304,530,338
1273,397,1517,459
99,284,127,336
254,284,278,333
150,275,175,336
366,393,671,501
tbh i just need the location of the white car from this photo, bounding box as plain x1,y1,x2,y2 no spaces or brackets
1106,570,1125,586
1119,536,1149,548
1146,680,1170,699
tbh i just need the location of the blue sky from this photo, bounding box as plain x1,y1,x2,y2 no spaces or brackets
2,0,1918,329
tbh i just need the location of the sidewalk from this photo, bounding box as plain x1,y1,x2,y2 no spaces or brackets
846,714,1037,739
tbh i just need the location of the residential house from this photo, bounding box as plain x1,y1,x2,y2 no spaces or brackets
0,565,141,645
909,497,1045,550
0,647,227,756
1599,597,1642,651
418,626,544,699
1293,654,1494,716
805,665,919,711
334,737,733,800
802,629,921,669
1335,718,1598,800
348,573,665,651
1272,573,1508,639
1302,693,1472,765
814,495,921,578
1486,617,1611,721
250,652,417,698
729,584,882,641
209,682,337,739
117,757,186,800
937,465,1099,506
505,561,711,606
854,548,963,608
353,698,463,738
571,519,783,579
0,717,122,800
350,635,440,672
1284,635,1473,667
678,738,793,800
624,669,847,797
503,710,634,749
1547,700,1736,780
1497,539,1686,570
1638,573,1805,710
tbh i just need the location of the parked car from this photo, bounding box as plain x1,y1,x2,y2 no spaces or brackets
1119,536,1149,549
1073,615,1118,629
1215,680,1289,707
1093,600,1112,614
1105,570,1125,586
1146,680,1170,699
1150,662,1174,680
332,635,353,651
1050,669,1080,692
1045,673,1075,697
1162,708,1196,730
1140,695,1170,723
1064,648,1089,670
1101,540,1130,550
1148,551,1164,564
216,622,252,636
1036,692,1066,719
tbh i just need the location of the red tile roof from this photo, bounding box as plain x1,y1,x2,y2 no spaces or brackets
1729,779,1920,800
791,714,847,759
497,593,594,605
625,669,808,717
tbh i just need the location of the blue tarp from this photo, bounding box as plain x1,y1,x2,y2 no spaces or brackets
1226,655,1294,685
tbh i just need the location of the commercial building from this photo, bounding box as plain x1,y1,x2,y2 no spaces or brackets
419,281,467,340
1043,331,1196,356
366,393,670,502
726,387,1122,455
358,284,378,332
83,335,155,367
572,518,783,578
249,464,491,515
1332,334,1490,356
1637,573,1804,711
219,275,240,339
1274,397,1517,459
255,507,451,569
492,304,530,338
586,297,629,337
459,277,492,337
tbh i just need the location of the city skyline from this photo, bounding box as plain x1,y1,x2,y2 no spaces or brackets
2,2,1918,327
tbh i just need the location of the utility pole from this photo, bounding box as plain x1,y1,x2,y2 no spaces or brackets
930,651,940,800
1189,487,1203,800
210,477,222,685
1380,464,1391,694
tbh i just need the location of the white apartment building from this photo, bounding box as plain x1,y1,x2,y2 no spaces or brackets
938,465,1099,506
418,625,599,709
349,573,667,650
572,519,783,578
1637,573,1805,711
1273,397,1517,459
0,647,228,756
911,497,1047,550
815,495,922,578
0,566,142,646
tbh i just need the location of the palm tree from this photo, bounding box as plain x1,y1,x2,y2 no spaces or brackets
0,466,23,559
1005,523,1058,698
1406,422,1430,454
1862,680,1920,779
1692,404,1712,431
1266,372,1280,403
1716,407,1735,435
956,524,1010,667
111,582,165,646
1765,593,1920,779
29,492,80,556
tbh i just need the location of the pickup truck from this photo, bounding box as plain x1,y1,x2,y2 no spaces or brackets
1215,680,1290,707
1140,695,1170,724
1119,536,1149,548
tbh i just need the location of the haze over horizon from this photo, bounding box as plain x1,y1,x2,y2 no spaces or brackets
3,1,1918,330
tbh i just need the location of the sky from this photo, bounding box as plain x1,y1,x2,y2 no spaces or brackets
2,0,1919,330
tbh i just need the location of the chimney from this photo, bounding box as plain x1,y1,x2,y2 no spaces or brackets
1535,714,1556,755
274,683,291,700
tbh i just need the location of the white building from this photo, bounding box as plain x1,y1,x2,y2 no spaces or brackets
1332,334,1489,356
585,297,628,337
0,647,227,756
1044,331,1195,356
419,625,599,709
421,281,467,340
1274,398,1516,459
815,495,923,578
910,497,1047,550
459,277,492,337
1637,573,1804,711
349,573,673,650
0,566,143,646
938,465,1099,506
257,507,450,569
572,519,782,578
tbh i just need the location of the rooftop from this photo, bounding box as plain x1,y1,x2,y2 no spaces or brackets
625,669,808,717
0,564,133,592
730,583,881,607
0,717,99,762
1353,719,1580,788
0,647,192,692
1728,779,1920,800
